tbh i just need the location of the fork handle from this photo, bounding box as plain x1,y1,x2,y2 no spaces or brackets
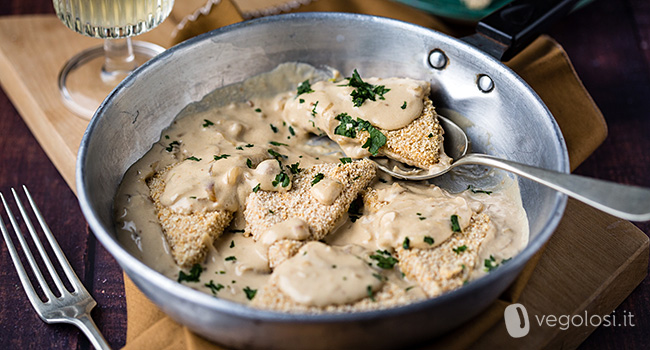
457,153,650,222
73,313,112,350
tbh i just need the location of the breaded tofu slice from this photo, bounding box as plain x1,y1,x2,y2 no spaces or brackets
244,159,376,243
267,239,305,269
364,96,448,169
364,186,493,297
148,166,233,267
251,279,424,313
395,213,493,297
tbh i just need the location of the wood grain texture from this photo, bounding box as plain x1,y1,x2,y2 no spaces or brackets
0,0,649,349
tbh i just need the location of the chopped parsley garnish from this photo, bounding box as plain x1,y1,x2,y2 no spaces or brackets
243,286,257,300
202,119,214,127
269,209,274,214
189,196,197,199
287,162,302,174
267,149,287,159
272,171,291,187
236,146,243,150
311,173,325,186
452,245,468,254
217,270,226,274
252,184,261,193
164,135,170,139
186,156,201,162
177,264,203,283
311,101,319,116
367,285,376,302
502,257,512,264
424,236,434,245
427,133,434,138
296,79,314,96
270,124,278,133
269,141,288,146
372,273,386,281
246,158,253,168
484,255,499,272
403,237,411,250
451,214,461,232
369,250,398,269
339,157,352,164
419,216,426,221
214,154,230,161
288,125,296,136
344,69,390,107
230,229,245,233
405,286,415,292
299,98,305,103
225,256,237,262
255,108,262,113
204,280,224,295
229,240,235,248
467,185,493,195
165,140,180,152
333,113,387,155
245,143,254,148
401,101,407,109
348,197,363,223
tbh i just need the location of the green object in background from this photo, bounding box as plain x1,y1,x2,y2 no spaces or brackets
393,0,593,22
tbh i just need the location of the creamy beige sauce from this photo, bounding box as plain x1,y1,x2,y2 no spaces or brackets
114,63,529,309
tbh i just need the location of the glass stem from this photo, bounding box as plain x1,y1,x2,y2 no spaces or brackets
101,37,137,84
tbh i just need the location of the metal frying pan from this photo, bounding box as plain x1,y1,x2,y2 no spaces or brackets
77,0,581,348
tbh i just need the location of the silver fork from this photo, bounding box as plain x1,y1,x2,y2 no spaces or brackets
0,186,111,350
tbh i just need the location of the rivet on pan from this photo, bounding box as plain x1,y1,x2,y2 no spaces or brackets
477,74,494,93
428,49,447,70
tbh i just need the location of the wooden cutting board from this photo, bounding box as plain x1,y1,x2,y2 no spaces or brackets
0,15,647,349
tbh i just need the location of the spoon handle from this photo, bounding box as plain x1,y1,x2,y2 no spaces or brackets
457,153,650,221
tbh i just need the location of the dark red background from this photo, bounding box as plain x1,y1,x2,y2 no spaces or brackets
1,0,649,349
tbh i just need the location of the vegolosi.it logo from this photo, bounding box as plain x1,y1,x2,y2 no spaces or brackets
504,303,635,338
504,303,530,338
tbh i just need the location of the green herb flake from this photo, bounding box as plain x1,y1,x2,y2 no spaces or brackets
427,133,434,138
245,144,254,148
296,80,314,96
311,173,325,186
243,286,257,300
164,135,170,139
204,280,224,295
467,185,493,195
186,156,201,162
252,184,261,193
214,154,230,161
165,140,180,152
288,125,296,136
272,171,291,187
451,214,462,232
424,236,434,245
246,159,253,168
405,286,415,292
229,240,235,248
339,157,352,164
225,256,237,262
267,149,287,159
269,141,288,146
202,119,214,127
484,255,500,272
287,162,302,174
189,196,197,199
452,245,468,254
311,101,319,117
402,237,411,250
401,101,407,109
270,124,278,133
333,113,387,155
255,108,262,113
369,250,398,269
217,270,226,274
502,257,512,264
299,98,305,103
229,229,245,233
177,264,204,283
367,285,376,301
344,69,390,107
236,146,243,150
348,197,363,223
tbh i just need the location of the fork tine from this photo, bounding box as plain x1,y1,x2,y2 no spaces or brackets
0,191,56,304
19,186,87,295
12,188,67,296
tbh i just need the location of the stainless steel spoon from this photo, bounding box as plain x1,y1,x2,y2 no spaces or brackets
376,115,650,222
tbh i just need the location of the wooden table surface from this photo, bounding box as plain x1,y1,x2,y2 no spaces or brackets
1,0,649,349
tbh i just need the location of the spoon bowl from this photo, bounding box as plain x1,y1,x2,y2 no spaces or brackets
375,115,650,222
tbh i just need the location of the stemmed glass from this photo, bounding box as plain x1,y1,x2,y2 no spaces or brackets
53,0,175,119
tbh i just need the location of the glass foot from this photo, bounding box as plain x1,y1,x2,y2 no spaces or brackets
58,40,164,120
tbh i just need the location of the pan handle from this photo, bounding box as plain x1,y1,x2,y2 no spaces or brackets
463,0,581,61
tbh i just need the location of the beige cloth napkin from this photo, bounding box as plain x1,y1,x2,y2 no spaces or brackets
121,0,606,349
